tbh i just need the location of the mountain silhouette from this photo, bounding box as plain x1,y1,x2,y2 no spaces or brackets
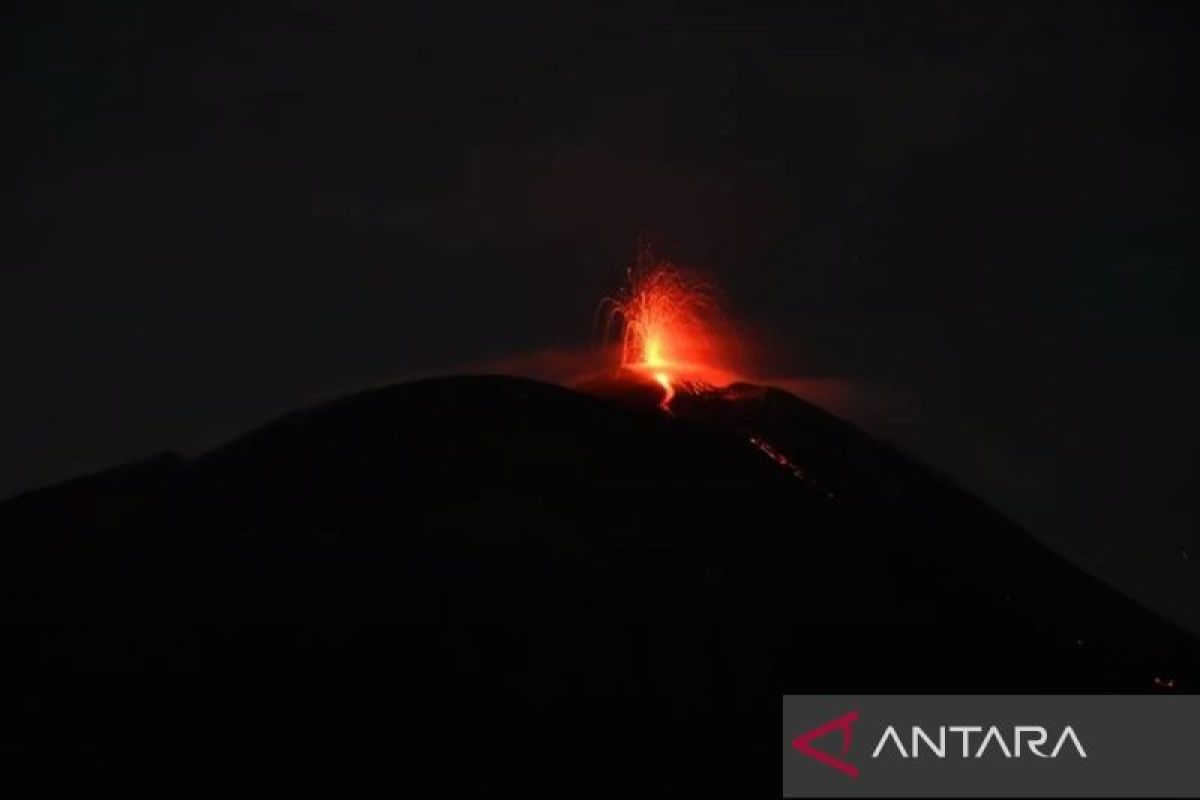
1,375,1194,796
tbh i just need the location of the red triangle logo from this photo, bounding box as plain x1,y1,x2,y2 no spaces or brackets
791,710,860,779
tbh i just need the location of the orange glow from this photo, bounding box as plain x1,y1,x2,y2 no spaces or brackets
604,254,736,409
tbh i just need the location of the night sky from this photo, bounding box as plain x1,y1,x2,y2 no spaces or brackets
6,3,1199,631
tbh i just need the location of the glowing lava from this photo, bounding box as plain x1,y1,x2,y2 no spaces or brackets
604,254,735,410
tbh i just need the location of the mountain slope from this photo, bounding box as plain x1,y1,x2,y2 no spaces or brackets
0,375,1193,795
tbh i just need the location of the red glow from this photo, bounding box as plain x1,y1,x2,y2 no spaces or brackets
604,254,736,409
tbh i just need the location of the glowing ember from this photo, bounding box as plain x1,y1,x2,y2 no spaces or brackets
749,435,837,499
603,253,734,409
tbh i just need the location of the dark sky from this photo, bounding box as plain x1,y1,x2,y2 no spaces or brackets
6,3,1199,630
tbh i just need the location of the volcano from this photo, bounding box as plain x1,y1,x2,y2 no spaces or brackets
0,375,1195,795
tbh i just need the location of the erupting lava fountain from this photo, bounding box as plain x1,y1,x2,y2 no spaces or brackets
603,254,739,410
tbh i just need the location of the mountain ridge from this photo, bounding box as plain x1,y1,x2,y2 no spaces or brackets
0,374,1193,794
